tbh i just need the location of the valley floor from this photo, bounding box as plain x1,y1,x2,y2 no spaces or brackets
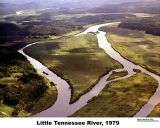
24,33,122,103
1,15,159,116
24,25,159,117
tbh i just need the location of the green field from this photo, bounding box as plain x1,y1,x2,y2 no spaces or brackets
149,103,160,117
24,33,122,103
100,26,160,75
107,70,128,81
0,104,14,117
72,73,158,117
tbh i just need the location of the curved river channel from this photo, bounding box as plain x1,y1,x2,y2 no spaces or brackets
18,22,160,117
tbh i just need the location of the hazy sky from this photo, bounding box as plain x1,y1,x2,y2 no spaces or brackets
1,0,139,3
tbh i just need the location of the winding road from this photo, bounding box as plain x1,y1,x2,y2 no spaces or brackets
18,22,160,117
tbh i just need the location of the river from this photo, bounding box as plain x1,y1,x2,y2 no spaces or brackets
18,22,160,117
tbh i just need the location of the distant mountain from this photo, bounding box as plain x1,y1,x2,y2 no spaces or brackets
0,0,143,13
1,0,138,4
1,0,159,16
0,2,51,15
89,0,160,14
0,0,142,7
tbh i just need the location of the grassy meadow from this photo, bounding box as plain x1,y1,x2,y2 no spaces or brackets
24,33,122,103
107,70,128,81
72,73,158,117
100,26,160,76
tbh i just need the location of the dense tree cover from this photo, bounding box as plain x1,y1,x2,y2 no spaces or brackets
1,12,136,40
0,19,81,40
0,22,29,38
0,19,58,116
0,79,48,116
0,22,20,36
23,24,76,36
0,44,50,116
22,14,135,36
0,22,28,43
119,16,160,36
74,14,135,24
0,12,135,44
1,74,48,105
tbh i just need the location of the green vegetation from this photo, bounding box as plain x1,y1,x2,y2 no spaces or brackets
149,103,160,117
74,14,135,24
1,12,129,116
0,16,89,116
100,26,160,75
107,71,128,81
0,104,14,117
119,16,160,36
22,20,81,37
1,0,160,118
72,73,158,117
0,13,135,42
0,44,57,117
24,33,122,103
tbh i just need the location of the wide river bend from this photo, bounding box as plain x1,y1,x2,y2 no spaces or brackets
18,22,160,117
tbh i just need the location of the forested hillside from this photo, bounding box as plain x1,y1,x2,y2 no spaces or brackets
119,16,160,36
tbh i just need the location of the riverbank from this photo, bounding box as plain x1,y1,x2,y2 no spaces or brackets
72,73,158,117
19,22,160,117
24,33,122,103
149,103,160,117
0,49,57,117
72,22,160,117
100,26,160,76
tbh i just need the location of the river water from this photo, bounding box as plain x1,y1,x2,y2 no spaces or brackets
18,22,160,117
